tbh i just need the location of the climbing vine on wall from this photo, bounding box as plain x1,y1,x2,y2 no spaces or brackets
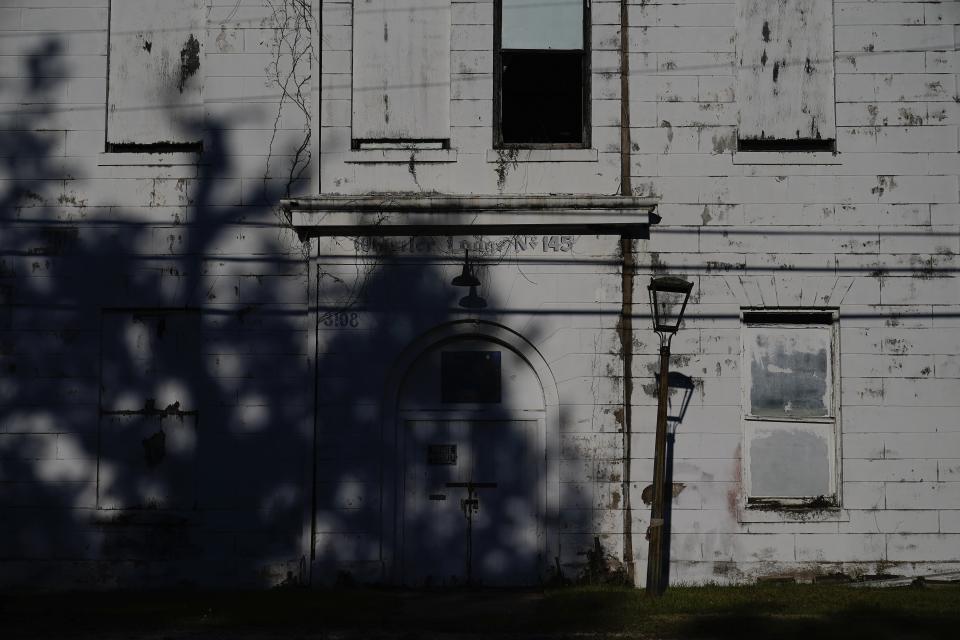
264,0,312,198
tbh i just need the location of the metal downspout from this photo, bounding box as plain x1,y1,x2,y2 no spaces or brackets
619,0,636,584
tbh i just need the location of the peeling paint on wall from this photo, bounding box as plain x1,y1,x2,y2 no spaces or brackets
178,34,200,93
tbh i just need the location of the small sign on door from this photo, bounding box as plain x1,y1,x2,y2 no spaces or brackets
427,444,457,465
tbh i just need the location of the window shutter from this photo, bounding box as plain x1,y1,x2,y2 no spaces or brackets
107,0,204,147
352,0,451,143
736,0,835,143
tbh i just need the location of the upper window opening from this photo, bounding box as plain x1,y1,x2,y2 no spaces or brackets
496,0,589,148
735,0,836,153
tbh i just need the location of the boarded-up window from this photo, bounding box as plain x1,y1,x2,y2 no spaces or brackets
736,0,835,151
98,310,201,510
107,0,204,150
352,0,451,146
742,311,838,504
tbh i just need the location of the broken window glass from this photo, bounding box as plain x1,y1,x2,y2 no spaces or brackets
497,1,588,146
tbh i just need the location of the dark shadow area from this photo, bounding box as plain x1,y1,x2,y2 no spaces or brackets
2,584,959,638
307,247,564,587
1,37,576,592
0,38,316,588
660,371,695,592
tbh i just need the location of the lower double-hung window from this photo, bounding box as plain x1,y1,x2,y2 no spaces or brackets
741,310,840,508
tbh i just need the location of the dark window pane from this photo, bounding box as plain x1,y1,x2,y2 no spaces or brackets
441,351,501,403
738,138,835,152
501,50,583,145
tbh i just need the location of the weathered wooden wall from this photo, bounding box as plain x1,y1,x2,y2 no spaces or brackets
319,0,960,585
0,0,315,588
0,0,957,588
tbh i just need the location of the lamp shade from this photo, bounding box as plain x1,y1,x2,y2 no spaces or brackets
648,276,693,334
459,286,487,309
452,250,481,287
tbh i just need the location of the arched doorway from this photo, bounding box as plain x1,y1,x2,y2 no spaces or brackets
383,321,559,586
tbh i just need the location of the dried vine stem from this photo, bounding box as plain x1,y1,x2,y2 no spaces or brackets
264,0,312,198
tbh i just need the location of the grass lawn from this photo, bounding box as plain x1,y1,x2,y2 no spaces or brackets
3,583,959,638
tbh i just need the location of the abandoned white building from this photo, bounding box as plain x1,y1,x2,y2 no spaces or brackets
0,0,958,588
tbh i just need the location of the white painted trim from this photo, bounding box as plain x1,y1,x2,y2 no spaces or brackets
380,320,561,584
345,149,459,164
738,508,849,523
97,152,202,166
732,151,842,166
311,0,321,194
284,194,658,236
738,308,843,520
485,148,599,163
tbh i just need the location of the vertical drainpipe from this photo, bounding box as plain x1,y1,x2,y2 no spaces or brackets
308,0,322,585
618,0,635,584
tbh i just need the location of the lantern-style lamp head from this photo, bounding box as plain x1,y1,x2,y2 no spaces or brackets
648,276,693,335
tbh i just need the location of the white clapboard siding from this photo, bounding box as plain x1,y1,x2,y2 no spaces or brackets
107,0,204,146
352,0,451,142
736,0,835,141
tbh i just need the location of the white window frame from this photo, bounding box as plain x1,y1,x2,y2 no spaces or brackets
740,308,842,510
493,0,591,149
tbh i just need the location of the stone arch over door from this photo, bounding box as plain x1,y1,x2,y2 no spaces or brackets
381,320,560,585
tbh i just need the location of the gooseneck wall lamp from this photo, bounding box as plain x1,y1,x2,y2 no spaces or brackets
645,275,694,597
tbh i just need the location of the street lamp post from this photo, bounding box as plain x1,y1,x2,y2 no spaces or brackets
645,276,693,597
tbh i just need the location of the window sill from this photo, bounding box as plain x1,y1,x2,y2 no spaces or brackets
98,151,203,166
732,151,841,166
345,149,458,164
485,148,598,163
738,504,848,523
